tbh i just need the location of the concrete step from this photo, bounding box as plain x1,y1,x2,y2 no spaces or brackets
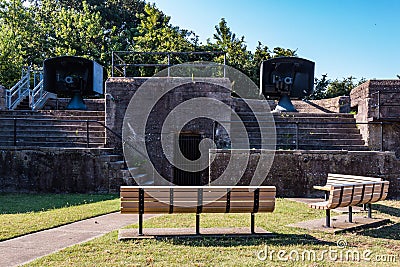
0,136,106,143
0,110,105,117
0,129,106,135
234,112,355,119
231,121,358,129
108,154,124,162
0,124,106,133
0,117,105,123
241,143,370,151
273,112,354,118
0,141,105,148
236,133,364,141
233,137,365,146
109,160,127,170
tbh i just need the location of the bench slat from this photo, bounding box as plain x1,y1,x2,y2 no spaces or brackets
120,186,276,215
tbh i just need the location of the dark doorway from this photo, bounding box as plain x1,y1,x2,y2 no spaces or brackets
173,133,202,186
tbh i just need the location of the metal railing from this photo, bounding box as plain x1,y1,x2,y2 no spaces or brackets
5,67,31,110
371,90,400,120
111,51,226,77
0,117,119,148
216,120,394,152
5,67,49,111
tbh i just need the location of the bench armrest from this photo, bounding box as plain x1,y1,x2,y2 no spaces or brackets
313,185,331,191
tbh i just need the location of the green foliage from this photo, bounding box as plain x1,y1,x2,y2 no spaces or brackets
308,74,366,100
0,0,33,87
0,1,300,89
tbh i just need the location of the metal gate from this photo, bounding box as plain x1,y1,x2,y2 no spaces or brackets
173,133,202,185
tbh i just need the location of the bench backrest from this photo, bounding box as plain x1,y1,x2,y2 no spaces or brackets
326,174,382,185
326,181,389,209
120,186,276,214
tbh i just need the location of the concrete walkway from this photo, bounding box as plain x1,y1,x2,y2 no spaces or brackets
0,212,156,267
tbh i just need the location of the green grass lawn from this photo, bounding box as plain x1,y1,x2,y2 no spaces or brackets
0,193,119,241
23,198,400,267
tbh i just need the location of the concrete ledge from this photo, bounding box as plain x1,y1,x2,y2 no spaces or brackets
118,227,273,240
288,215,390,233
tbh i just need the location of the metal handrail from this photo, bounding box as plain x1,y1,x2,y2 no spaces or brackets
0,118,105,148
218,119,394,152
370,90,400,120
6,67,31,110
0,117,150,159
111,51,226,78
0,116,394,152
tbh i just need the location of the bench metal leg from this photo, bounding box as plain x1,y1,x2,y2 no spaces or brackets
324,191,329,201
139,213,143,236
196,214,200,235
251,213,255,234
348,206,353,223
326,209,331,227
367,203,372,218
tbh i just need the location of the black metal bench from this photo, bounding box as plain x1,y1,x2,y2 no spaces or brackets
120,186,276,235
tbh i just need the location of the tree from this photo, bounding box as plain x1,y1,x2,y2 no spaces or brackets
307,74,330,100
325,76,365,98
134,4,194,52
212,18,251,74
307,74,366,100
0,0,34,87
52,2,104,60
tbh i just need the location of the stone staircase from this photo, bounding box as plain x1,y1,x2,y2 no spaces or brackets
0,109,149,191
230,99,368,151
107,153,151,191
14,96,30,110
0,110,106,147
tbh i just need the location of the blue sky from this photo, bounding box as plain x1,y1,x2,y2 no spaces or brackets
149,0,400,81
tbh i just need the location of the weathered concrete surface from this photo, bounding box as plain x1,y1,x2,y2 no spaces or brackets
0,212,157,267
210,150,400,198
105,77,232,151
42,98,105,111
308,96,351,113
106,77,232,185
351,80,400,120
0,148,112,193
351,80,400,157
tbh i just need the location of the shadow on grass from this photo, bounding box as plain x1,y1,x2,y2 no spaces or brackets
0,193,118,214
373,203,400,217
157,233,335,247
356,203,400,240
359,222,400,240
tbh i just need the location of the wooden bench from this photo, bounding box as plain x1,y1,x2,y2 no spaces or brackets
314,174,382,190
310,180,389,227
120,186,276,235
313,173,385,215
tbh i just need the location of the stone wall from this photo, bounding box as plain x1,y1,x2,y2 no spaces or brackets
309,96,351,113
105,78,148,151
2,148,399,196
351,80,400,120
210,149,400,198
350,80,400,156
105,77,232,149
0,148,110,193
